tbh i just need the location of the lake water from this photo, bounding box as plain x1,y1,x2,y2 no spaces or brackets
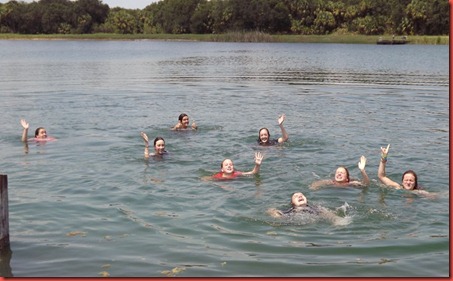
0,40,449,277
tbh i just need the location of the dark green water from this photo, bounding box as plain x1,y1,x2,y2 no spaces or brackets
0,40,448,277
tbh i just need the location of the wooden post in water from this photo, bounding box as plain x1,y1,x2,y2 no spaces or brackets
0,175,9,250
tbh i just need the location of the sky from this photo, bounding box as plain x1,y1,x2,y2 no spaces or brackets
0,0,159,9
99,0,158,9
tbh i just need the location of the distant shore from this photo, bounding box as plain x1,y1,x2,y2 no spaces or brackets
0,33,448,45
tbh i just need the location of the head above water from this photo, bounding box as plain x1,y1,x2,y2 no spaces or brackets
153,137,166,154
257,127,271,144
178,113,188,122
334,166,350,183
402,170,418,190
178,113,190,128
220,158,235,174
291,192,308,207
34,127,47,138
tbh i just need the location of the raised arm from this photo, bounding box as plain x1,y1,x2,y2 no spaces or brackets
277,114,289,143
242,151,264,175
191,119,197,130
378,144,401,189
20,119,29,142
171,122,183,130
140,131,150,159
357,155,370,186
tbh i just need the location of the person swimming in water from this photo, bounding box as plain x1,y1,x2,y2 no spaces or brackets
172,113,197,130
266,192,350,225
309,155,370,190
20,118,55,142
257,114,288,145
141,132,167,158
378,144,432,196
267,192,320,217
204,151,264,180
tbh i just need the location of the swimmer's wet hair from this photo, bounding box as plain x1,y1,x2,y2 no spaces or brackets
257,127,270,144
178,113,188,122
153,137,165,146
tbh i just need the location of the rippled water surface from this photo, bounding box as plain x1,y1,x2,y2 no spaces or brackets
0,40,449,277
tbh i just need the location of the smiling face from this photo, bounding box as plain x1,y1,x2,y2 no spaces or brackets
334,167,349,183
291,192,308,207
221,159,235,174
35,127,47,139
259,128,270,143
402,173,416,190
180,116,190,128
178,114,189,129
154,139,165,155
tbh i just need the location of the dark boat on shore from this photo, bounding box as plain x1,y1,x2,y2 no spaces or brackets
377,36,408,45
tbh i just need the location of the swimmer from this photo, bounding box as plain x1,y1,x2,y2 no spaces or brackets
20,118,55,142
204,151,264,180
172,113,197,130
267,192,319,217
257,114,288,145
378,144,432,196
266,192,350,226
309,155,370,190
141,132,167,158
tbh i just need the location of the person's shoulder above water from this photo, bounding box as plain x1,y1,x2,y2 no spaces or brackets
378,144,436,198
266,192,350,226
211,170,243,180
171,113,197,131
20,118,56,143
202,151,264,181
140,132,167,159
309,155,370,190
257,114,289,145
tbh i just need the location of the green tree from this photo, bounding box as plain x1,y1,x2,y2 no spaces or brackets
73,0,109,33
190,0,213,33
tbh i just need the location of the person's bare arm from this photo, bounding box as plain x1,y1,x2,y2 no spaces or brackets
309,179,334,190
20,119,29,142
378,144,401,189
140,132,150,159
277,114,289,143
242,152,264,175
266,208,283,218
191,119,197,130
358,155,370,186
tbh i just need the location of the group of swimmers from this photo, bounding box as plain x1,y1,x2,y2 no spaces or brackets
20,113,432,224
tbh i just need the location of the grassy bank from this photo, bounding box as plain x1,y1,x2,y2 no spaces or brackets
0,32,448,45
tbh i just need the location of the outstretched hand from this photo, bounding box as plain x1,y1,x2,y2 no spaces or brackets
140,131,149,147
278,114,286,125
20,119,29,130
381,144,390,157
358,155,367,171
191,120,197,129
254,151,264,165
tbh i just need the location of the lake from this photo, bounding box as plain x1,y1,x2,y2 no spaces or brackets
0,40,449,277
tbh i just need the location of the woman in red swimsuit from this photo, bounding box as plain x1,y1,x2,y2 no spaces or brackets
208,151,264,180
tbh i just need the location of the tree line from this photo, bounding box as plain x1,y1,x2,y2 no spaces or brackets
0,0,449,35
